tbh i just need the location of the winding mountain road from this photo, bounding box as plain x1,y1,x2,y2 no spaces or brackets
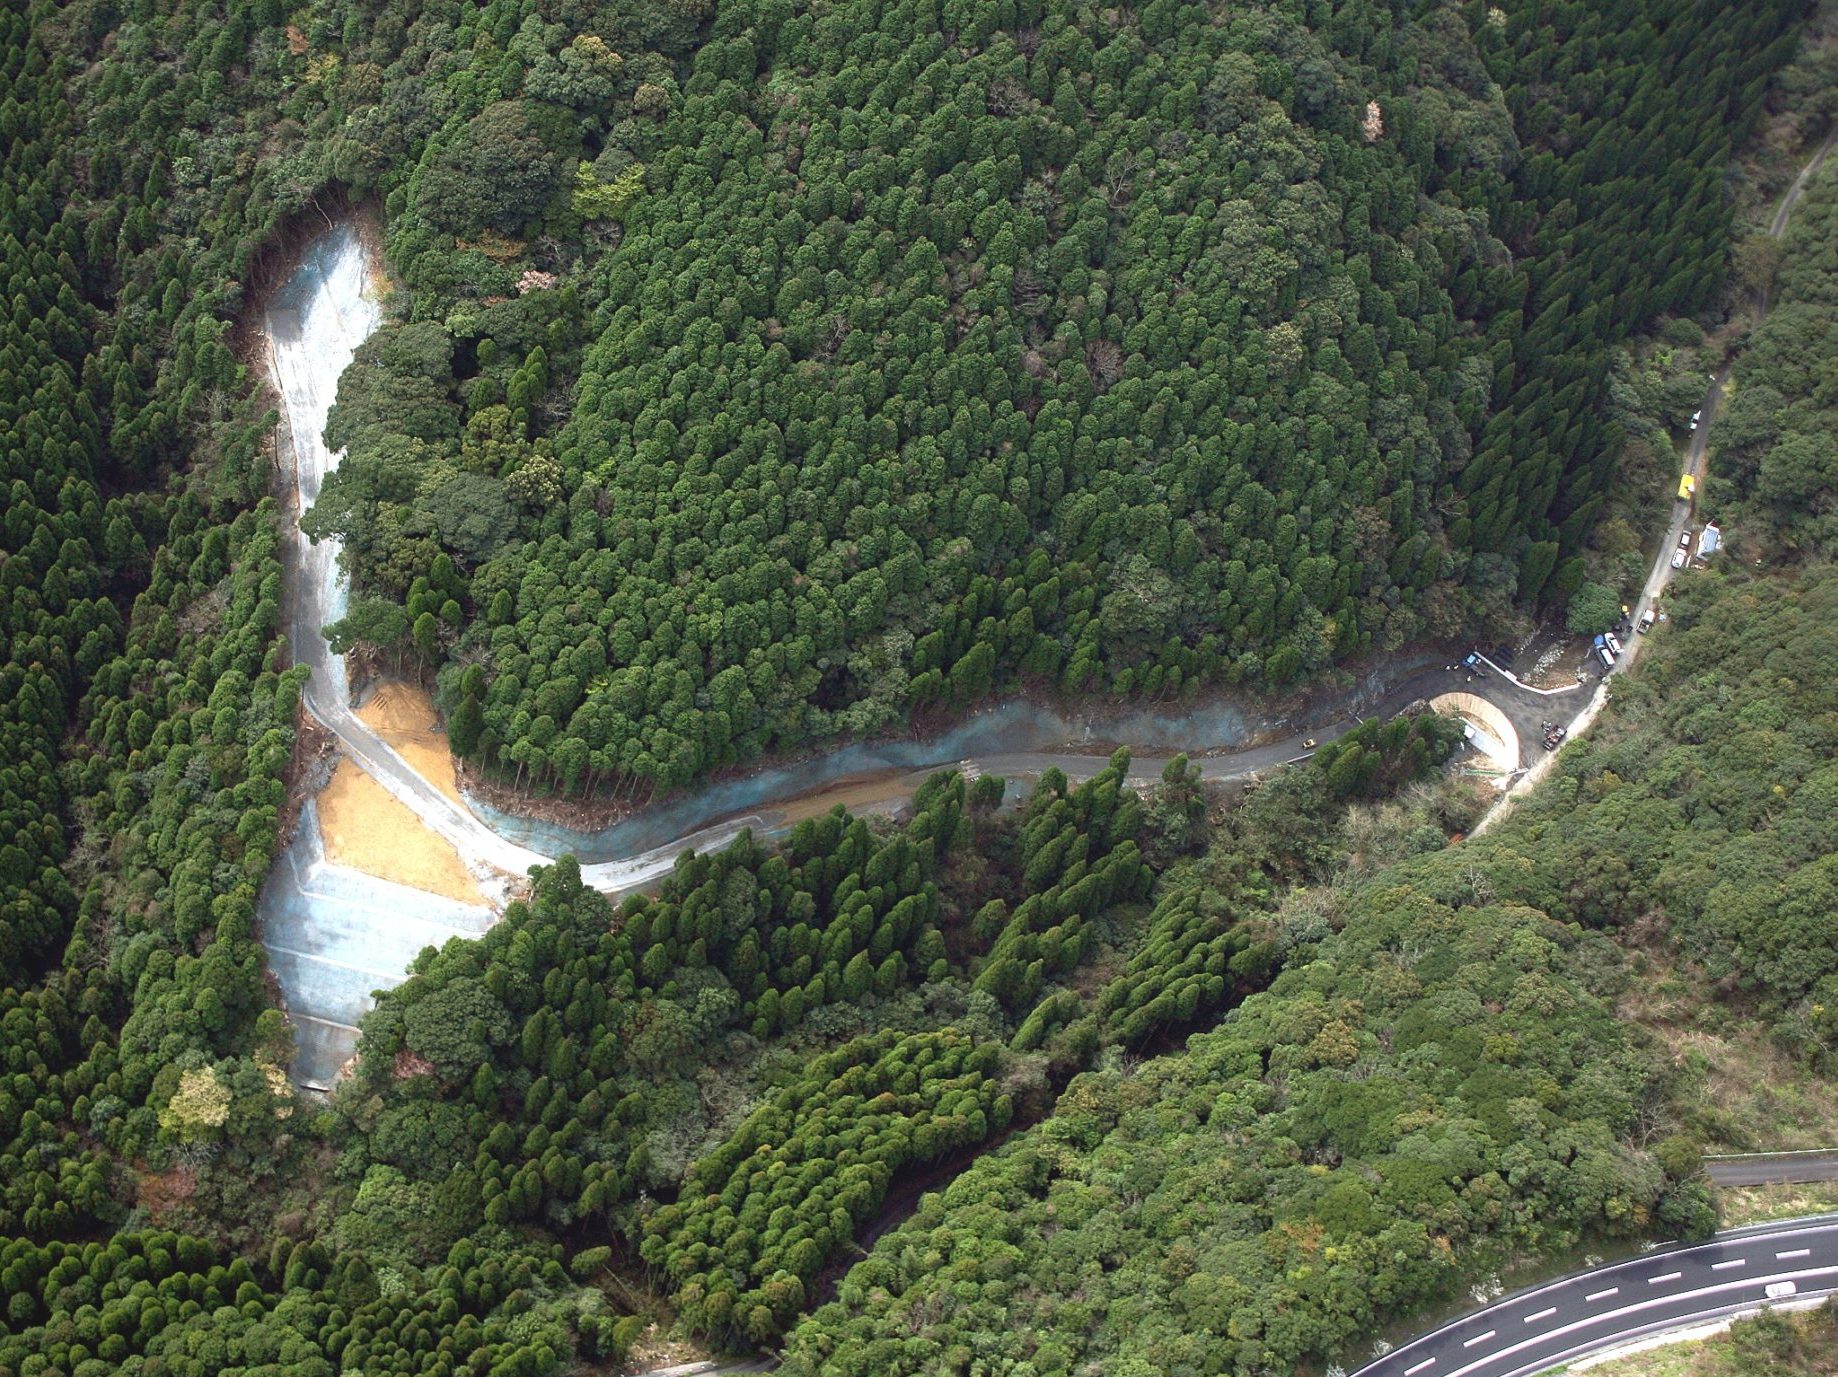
1479,125,1838,829
1354,124,1838,1366
1351,1216,1838,1377
1620,123,1837,674
265,237,1566,961
258,236,1567,1085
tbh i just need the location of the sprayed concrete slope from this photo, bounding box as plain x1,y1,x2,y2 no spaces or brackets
262,805,496,1089
260,228,501,1086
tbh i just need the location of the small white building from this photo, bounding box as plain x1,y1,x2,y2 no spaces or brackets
1698,522,1722,557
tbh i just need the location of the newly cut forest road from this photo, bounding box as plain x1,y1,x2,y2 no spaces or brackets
1350,1216,1838,1377
263,232,1566,1086
270,239,1562,888
265,122,1838,1098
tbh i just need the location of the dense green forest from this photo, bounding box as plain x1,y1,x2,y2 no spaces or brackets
766,194,1838,1367
0,0,317,1248
296,0,1811,798
1711,157,1838,553
0,721,1463,1370
2,0,1836,1373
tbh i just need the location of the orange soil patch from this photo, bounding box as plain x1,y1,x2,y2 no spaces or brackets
776,769,928,825
317,757,484,904
357,681,466,807
135,1165,197,1223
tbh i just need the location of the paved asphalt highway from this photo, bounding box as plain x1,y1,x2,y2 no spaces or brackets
1352,1216,1838,1377
1706,1151,1838,1188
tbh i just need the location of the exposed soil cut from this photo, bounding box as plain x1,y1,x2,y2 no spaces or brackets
356,681,467,807
455,757,642,831
316,756,486,904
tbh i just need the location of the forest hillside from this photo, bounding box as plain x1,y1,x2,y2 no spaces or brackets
299,0,1809,796
0,1,1833,1375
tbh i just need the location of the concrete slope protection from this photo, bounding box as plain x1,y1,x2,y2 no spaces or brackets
261,801,496,1088
1351,1216,1838,1377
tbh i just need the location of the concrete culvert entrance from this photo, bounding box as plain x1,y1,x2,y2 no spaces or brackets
1429,692,1519,787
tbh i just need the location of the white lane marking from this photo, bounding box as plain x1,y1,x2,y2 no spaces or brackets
1713,1260,1747,1271
1649,1271,1682,1284
1524,1307,1557,1323
1462,1331,1496,1348
1778,1249,1811,1260
1405,1362,1436,1376
1586,1287,1618,1302
1439,1264,1838,1377
1370,1224,1838,1371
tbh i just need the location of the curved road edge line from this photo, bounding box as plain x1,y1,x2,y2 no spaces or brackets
1494,1286,1838,1377
1350,1215,1838,1377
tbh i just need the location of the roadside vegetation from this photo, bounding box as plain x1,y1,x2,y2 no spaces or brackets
1718,1182,1838,1231
775,145,1838,1375
1575,1297,1838,1377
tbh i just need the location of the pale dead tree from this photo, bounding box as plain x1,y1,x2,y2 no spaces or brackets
1104,148,1141,208
1363,100,1384,142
